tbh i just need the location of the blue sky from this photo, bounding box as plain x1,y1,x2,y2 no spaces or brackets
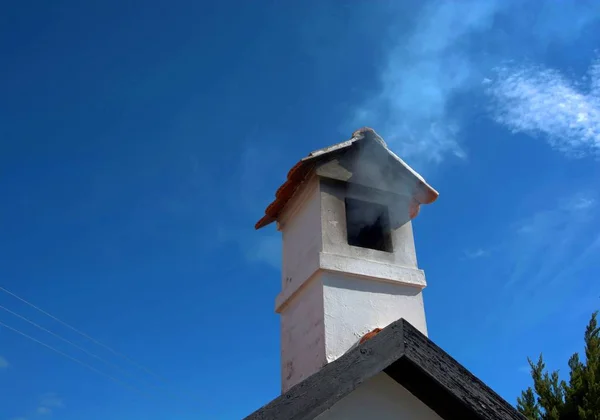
1,1,599,419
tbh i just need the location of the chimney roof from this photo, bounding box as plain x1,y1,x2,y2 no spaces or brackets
255,128,439,230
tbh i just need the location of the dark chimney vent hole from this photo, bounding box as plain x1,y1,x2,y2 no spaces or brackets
345,198,393,252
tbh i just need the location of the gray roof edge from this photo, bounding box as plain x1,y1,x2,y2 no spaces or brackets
243,318,525,420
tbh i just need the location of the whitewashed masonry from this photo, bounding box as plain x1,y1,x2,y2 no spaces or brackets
257,128,439,392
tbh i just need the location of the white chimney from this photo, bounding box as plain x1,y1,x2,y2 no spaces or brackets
255,128,439,393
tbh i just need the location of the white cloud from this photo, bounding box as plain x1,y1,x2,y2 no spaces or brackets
481,191,600,336
507,192,597,287
36,393,64,415
40,393,63,408
464,249,490,259
486,58,600,157
0,355,8,369
351,1,505,167
217,225,281,271
7,393,63,420
349,2,600,169
516,196,595,238
572,196,596,210
245,234,281,270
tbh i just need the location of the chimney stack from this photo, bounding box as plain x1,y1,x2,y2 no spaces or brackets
255,128,438,392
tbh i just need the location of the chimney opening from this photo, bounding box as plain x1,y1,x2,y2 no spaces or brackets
345,197,393,252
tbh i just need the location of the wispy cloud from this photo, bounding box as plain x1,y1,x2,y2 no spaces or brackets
484,190,600,334
0,355,8,369
215,130,285,271
507,192,597,288
464,248,490,259
245,234,281,270
217,225,281,271
350,1,600,169
486,58,600,157
352,1,503,166
36,393,63,416
572,196,596,210
8,393,63,420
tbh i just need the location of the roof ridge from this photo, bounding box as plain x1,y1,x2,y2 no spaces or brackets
255,129,439,230
244,318,525,420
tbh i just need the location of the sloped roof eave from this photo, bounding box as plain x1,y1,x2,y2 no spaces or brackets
243,318,525,420
255,129,439,230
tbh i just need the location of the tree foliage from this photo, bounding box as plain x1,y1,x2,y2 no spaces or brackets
517,311,600,420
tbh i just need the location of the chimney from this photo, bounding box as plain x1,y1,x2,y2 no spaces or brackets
255,128,439,393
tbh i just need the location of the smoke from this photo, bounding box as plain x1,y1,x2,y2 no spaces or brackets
352,0,504,167
350,0,600,170
343,129,422,235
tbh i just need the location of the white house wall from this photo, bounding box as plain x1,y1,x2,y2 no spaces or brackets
315,372,443,420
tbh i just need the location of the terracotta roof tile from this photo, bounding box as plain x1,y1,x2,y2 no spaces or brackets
255,128,439,230
359,328,383,344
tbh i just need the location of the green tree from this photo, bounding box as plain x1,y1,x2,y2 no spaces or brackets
517,311,599,420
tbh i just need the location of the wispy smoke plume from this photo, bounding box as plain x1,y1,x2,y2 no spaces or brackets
351,0,600,169
352,1,506,167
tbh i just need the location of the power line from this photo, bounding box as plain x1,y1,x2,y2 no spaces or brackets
0,319,150,397
0,306,195,408
0,285,165,382
0,303,150,385
0,287,206,412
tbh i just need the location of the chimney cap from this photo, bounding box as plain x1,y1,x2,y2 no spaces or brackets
255,128,439,230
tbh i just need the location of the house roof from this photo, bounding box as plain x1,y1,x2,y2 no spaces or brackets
255,128,439,230
244,318,525,420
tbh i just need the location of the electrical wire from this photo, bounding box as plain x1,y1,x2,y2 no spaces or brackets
0,303,150,384
0,285,165,382
0,319,151,397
